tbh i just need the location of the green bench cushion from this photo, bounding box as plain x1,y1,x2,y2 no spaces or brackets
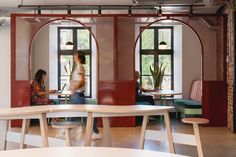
85,98,97,104
136,102,152,105
174,99,201,109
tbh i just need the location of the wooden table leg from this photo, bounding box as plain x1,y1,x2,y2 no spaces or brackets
0,120,9,151
102,117,112,147
193,124,204,157
138,115,148,149
20,119,30,149
163,111,175,153
84,112,94,146
39,113,49,147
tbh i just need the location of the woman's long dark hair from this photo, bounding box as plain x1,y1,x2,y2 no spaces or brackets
34,69,47,84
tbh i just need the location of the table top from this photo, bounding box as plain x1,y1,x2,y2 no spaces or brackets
0,105,173,118
50,91,73,96
0,147,188,157
85,105,173,114
148,90,182,96
0,107,49,117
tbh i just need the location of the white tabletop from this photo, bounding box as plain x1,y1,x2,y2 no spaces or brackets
20,104,173,115
85,105,173,114
148,90,182,96
0,147,188,157
0,107,49,118
50,91,73,96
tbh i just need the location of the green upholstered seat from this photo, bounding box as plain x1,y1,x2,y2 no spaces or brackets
85,98,97,104
174,99,201,109
136,102,152,105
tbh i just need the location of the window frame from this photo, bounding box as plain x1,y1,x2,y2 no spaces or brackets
58,27,92,98
140,26,174,90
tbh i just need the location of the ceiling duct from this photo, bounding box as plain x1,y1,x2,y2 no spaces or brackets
133,0,204,5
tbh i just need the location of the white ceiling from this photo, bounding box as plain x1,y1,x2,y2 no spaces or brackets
0,0,133,7
0,0,225,14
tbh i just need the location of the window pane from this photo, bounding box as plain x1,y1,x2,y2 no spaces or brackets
77,29,90,50
84,55,90,75
141,76,153,90
162,76,171,90
60,75,70,90
158,55,171,75
158,29,171,50
84,76,90,97
60,56,73,89
60,29,73,50
60,56,73,76
141,55,154,75
141,29,154,50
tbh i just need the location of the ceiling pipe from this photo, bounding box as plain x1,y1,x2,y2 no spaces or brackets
18,4,205,11
199,17,220,30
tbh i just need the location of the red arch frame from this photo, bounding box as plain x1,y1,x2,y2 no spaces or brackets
28,17,100,82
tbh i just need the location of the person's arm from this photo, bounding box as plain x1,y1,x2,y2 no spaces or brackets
37,90,55,96
35,83,55,96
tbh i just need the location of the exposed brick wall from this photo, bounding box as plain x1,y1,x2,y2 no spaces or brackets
216,17,224,80
226,1,234,132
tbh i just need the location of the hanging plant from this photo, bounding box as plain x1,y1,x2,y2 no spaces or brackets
150,63,166,90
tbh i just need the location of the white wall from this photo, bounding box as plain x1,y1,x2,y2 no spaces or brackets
0,24,10,108
49,25,58,95
0,23,11,132
32,26,50,89
173,25,182,98
182,25,201,98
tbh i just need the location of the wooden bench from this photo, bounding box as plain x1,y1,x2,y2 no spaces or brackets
174,80,202,118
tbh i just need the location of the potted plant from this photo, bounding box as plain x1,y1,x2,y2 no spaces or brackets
150,63,166,90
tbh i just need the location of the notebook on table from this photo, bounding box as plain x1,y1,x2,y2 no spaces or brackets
57,84,67,93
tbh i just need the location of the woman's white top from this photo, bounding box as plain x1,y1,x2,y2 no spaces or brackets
71,63,85,93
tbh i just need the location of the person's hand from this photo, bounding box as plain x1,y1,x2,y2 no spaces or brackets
49,90,56,93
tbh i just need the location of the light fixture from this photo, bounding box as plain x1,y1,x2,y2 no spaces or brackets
66,41,74,49
67,6,71,15
189,6,193,16
132,0,138,5
128,6,132,16
98,6,101,16
65,20,74,50
159,41,167,49
37,6,41,15
158,6,162,16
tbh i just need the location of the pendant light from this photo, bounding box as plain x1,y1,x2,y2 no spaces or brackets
65,20,74,50
159,41,167,50
158,25,167,50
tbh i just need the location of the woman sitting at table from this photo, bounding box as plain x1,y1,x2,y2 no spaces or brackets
135,71,155,105
31,69,57,105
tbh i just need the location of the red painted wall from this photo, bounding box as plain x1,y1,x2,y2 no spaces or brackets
203,81,227,126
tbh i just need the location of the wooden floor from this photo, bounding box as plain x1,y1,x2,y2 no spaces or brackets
6,119,236,157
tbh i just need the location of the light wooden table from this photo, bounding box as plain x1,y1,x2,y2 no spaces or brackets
0,147,188,157
0,107,49,150
2,104,175,153
148,90,182,105
84,105,175,153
